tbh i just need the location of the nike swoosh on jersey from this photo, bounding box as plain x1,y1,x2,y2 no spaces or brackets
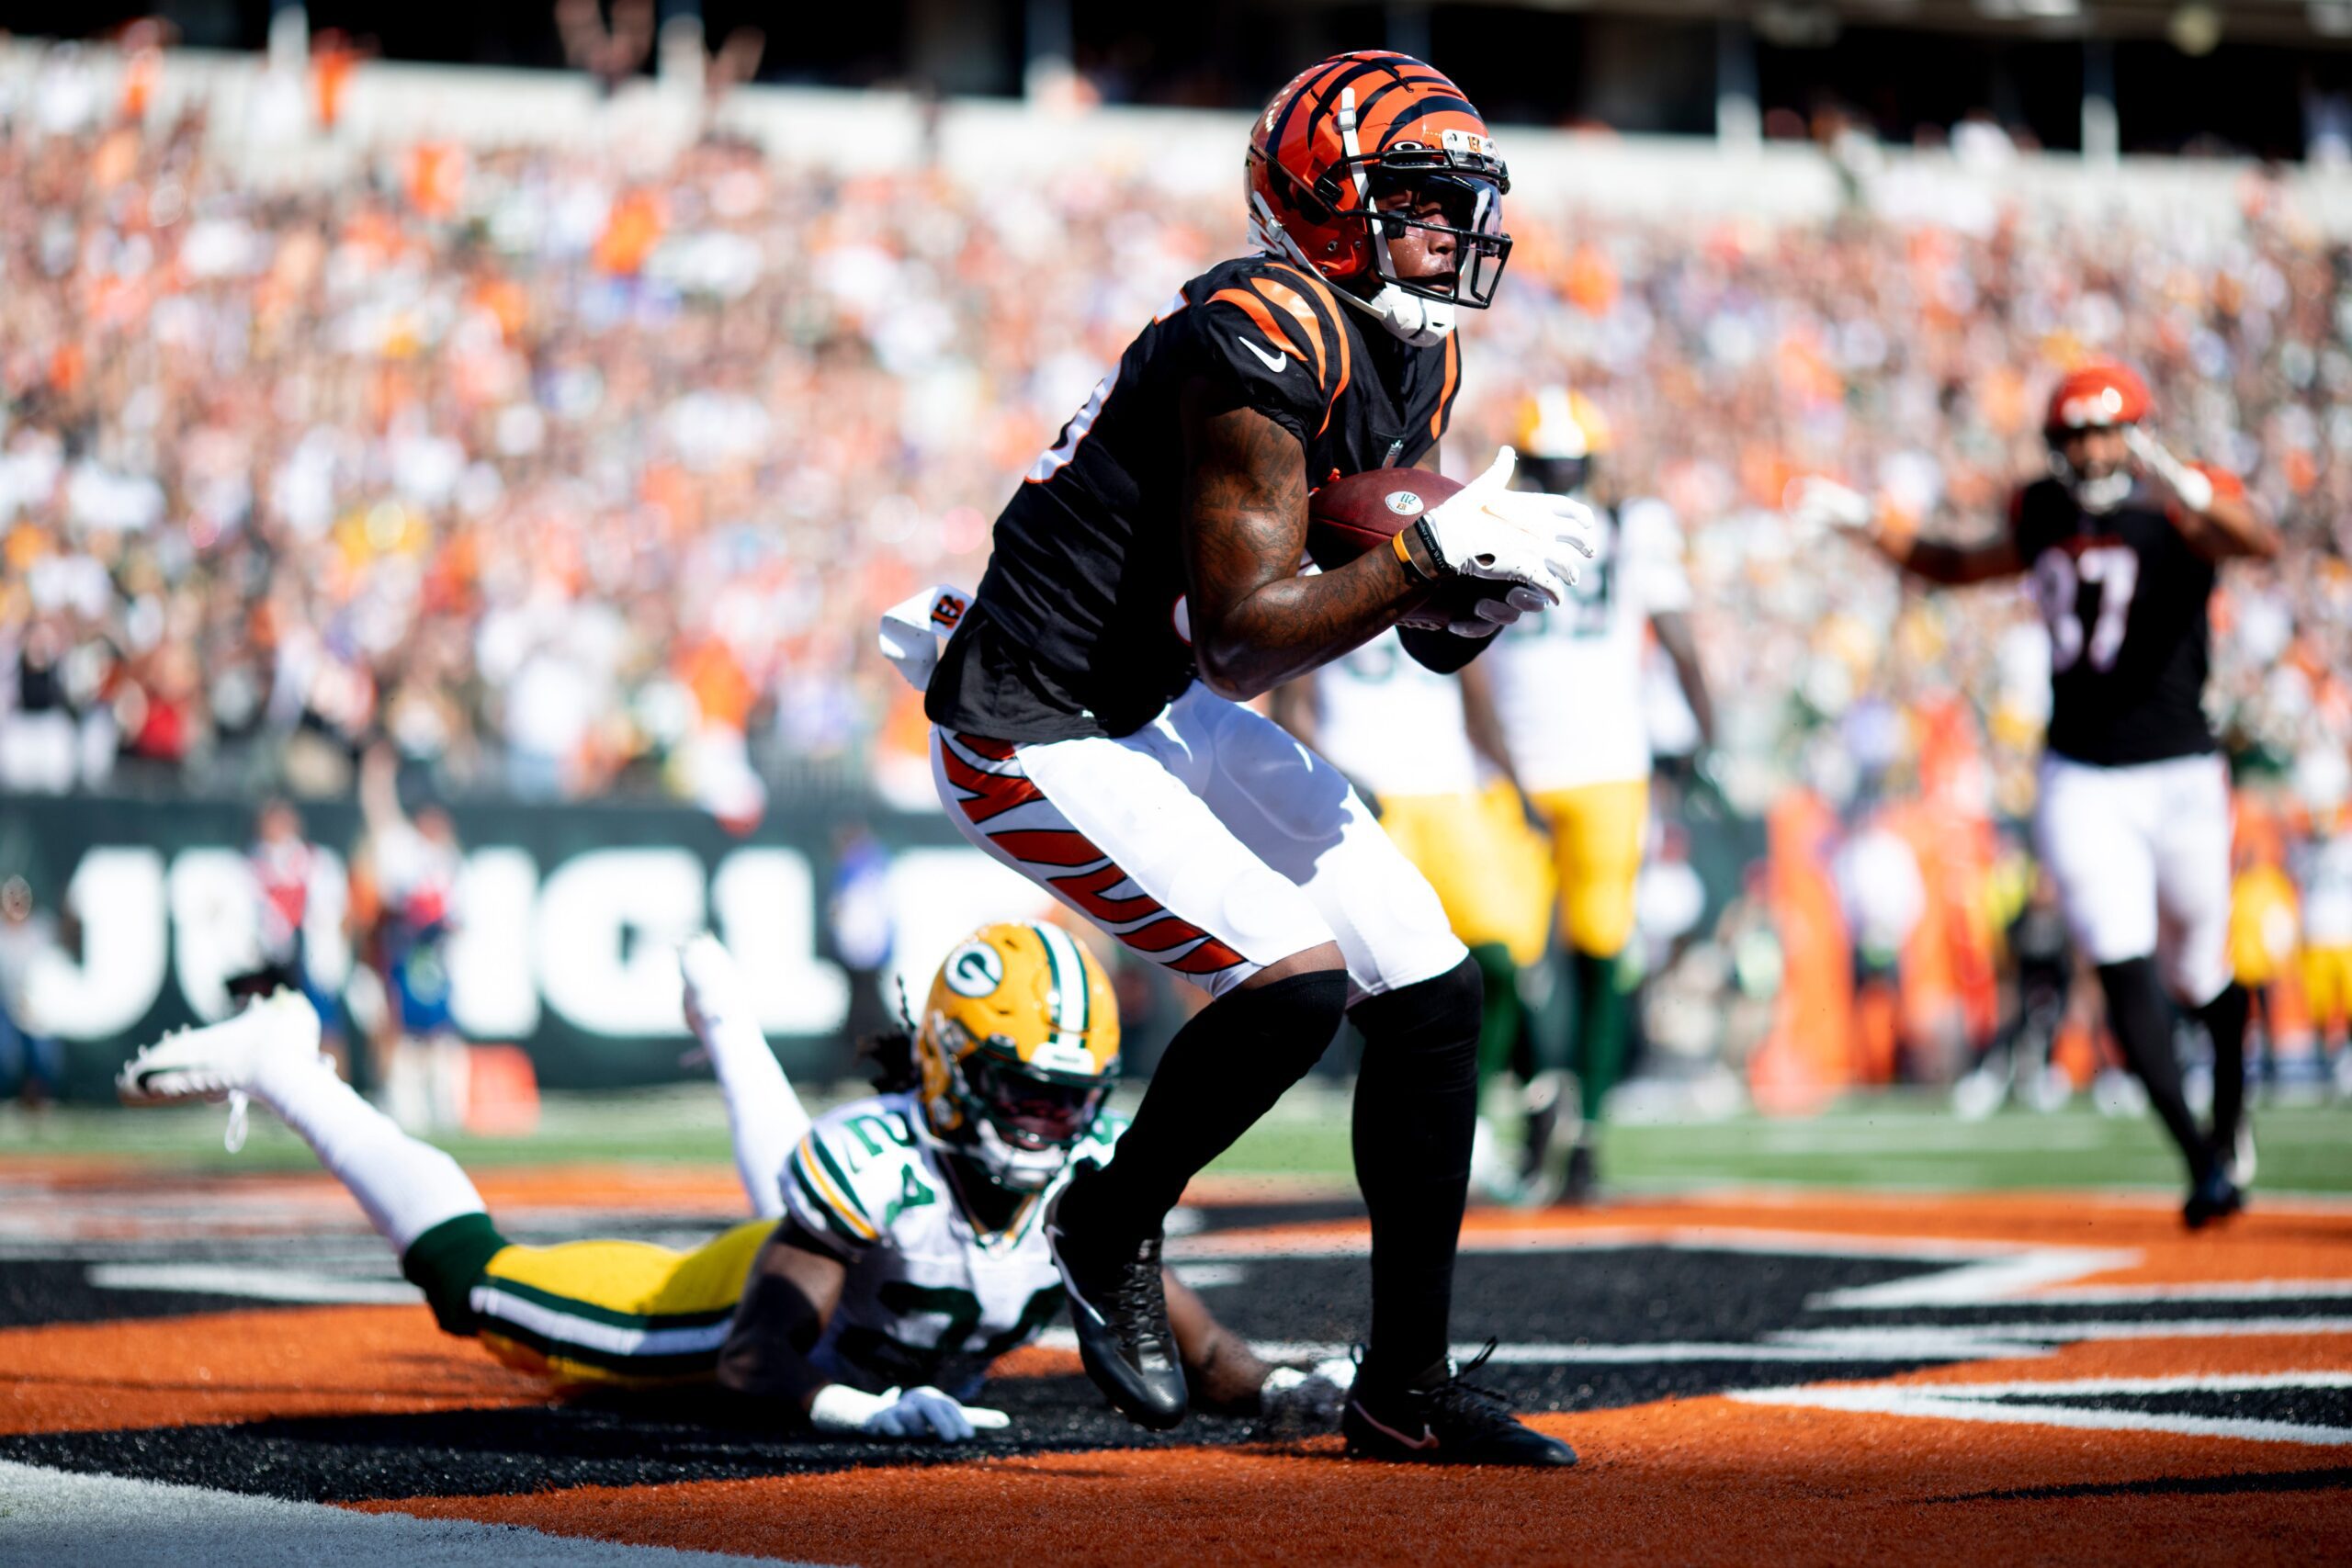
1238,336,1289,374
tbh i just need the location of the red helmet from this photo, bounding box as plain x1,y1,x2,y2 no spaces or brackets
2044,362,2153,434
1247,51,1511,310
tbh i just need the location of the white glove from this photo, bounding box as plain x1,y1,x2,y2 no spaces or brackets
1784,476,1874,535
1417,447,1597,604
2123,426,2214,513
807,1383,1010,1442
1257,1356,1358,1432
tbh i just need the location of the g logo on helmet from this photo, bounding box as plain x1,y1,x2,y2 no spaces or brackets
942,940,1004,998
1384,490,1426,517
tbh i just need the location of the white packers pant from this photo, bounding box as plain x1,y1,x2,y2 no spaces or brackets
2032,750,2232,1006
933,686,1467,1004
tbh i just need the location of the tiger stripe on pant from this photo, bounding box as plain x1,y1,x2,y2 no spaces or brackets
931,685,1464,1004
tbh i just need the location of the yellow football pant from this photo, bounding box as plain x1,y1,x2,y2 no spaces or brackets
1378,783,1556,966
2306,945,2352,1029
404,1213,775,1389
1528,778,1649,958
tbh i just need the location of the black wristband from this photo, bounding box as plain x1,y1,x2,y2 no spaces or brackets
1410,517,1453,577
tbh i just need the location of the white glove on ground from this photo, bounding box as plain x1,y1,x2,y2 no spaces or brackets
1784,476,1874,535
1258,1356,1360,1431
2123,426,2214,513
1418,447,1597,604
807,1383,1010,1442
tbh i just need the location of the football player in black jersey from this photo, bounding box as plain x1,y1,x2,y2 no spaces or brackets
1792,362,2278,1228
912,52,1596,1464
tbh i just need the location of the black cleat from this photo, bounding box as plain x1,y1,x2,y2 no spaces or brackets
1044,1164,1187,1431
2183,1167,2245,1230
1343,1344,1577,1467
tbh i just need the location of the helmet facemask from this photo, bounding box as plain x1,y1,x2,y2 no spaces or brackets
2047,426,2133,515
1329,89,1510,318
948,1045,1110,1192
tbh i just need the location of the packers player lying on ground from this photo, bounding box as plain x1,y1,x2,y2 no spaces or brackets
119,920,1346,1442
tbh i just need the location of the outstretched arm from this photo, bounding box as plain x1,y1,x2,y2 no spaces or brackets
1650,609,1716,749
1870,522,2023,586
2123,431,2278,563
716,1224,848,1409
1181,384,1423,701
1788,478,2021,586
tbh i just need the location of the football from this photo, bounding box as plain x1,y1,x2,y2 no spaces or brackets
1305,468,1462,570
1306,468,1502,625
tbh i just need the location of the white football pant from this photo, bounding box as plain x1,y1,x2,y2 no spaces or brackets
933,685,1466,1006
2032,750,2233,1007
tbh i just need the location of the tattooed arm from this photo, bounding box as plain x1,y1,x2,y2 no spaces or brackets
1182,379,1425,701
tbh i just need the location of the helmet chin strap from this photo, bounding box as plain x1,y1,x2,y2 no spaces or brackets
1245,191,1457,347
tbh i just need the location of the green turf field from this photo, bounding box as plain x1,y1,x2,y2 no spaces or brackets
6,1081,2346,1194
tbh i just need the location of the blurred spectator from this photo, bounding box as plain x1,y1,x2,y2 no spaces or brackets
355,742,465,1130
3,54,2350,1098
0,875,65,1106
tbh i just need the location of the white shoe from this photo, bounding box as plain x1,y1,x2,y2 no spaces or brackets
2225,1120,2256,1187
117,990,323,1104
1951,1067,2006,1122
2092,1068,2147,1118
1469,1116,1523,1205
2334,1050,2352,1102
2025,1063,2073,1114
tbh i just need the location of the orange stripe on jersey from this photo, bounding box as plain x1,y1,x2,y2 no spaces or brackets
1432,333,1458,440
1249,277,1327,390
1263,264,1352,437
1209,288,1310,366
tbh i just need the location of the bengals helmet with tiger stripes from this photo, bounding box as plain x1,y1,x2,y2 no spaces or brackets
1247,51,1511,344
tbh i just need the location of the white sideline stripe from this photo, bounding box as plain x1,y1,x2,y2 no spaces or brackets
0,1460,828,1568
1730,1382,2352,1448
2012,1280,2352,1305
1034,1316,2352,1371
1170,1224,2034,1263
468,1286,733,1359
1806,1248,2138,1309
1857,1371,2352,1396
88,1263,421,1306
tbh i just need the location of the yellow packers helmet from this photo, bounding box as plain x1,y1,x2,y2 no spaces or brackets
1512,385,1610,495
915,920,1120,1191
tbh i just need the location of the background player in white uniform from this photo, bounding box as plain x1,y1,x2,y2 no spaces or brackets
1276,632,1556,1203
1792,361,2278,1226
1482,389,1714,1199
117,923,1342,1439
2297,816,2352,1097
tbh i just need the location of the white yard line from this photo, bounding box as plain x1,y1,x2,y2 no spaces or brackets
1730,1380,2352,1448
0,1461,830,1568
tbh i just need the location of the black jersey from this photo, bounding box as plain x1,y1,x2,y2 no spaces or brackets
927,254,1463,742
2011,474,2222,767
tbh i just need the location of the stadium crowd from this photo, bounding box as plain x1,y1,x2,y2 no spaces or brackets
4,56,2351,1095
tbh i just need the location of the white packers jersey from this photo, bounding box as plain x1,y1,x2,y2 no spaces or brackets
783,1090,1125,1401
1488,497,1691,793
2304,834,2352,947
1313,628,1480,799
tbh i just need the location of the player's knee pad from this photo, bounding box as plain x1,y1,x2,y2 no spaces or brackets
1351,953,1482,1062
400,1211,511,1336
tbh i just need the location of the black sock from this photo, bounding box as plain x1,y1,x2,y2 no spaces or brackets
2096,958,2209,1181
1350,955,1482,1388
1071,967,1346,1246
2196,981,2250,1162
